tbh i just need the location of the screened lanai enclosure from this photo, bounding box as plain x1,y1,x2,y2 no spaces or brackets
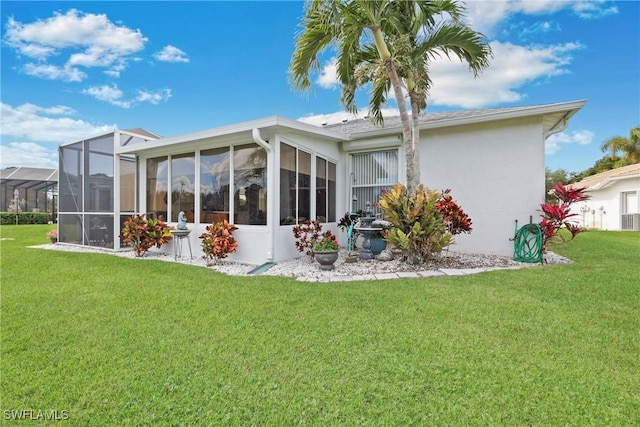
58,129,160,248
0,167,58,219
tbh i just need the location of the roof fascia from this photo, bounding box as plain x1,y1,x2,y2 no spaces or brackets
349,100,588,139
590,173,640,190
119,129,161,141
118,115,348,155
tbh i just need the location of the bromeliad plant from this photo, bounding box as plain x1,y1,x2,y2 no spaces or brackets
120,215,173,257
199,220,239,262
379,184,472,264
539,182,589,251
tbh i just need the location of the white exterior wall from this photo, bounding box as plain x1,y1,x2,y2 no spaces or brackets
138,129,344,265
570,179,640,230
418,117,545,257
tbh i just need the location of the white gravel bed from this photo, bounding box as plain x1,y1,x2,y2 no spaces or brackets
33,243,571,281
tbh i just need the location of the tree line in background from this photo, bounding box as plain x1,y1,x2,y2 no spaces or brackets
546,125,640,201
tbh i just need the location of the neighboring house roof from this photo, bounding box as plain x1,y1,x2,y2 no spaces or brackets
569,163,640,191
327,99,586,139
0,167,58,191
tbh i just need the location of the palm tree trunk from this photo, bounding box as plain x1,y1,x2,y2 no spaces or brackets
409,91,422,189
372,27,416,193
385,60,416,193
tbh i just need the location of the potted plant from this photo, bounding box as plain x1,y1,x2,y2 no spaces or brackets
46,229,58,243
312,230,340,270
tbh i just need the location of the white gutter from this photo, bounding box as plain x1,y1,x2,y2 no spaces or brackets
252,128,271,152
252,128,275,262
543,111,571,139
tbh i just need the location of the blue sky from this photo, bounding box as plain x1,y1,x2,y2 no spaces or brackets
1,0,638,174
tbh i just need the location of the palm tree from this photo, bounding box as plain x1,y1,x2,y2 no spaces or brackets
601,126,640,164
289,0,413,188
370,1,491,187
289,0,491,193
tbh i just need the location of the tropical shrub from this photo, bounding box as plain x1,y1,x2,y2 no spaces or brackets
337,211,362,232
539,183,589,250
435,189,473,236
379,184,452,264
199,220,239,262
120,214,173,257
312,230,339,251
0,212,50,225
293,220,336,258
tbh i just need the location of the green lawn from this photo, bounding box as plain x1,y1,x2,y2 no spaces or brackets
1,224,638,425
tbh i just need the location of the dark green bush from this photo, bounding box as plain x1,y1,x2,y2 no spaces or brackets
0,212,50,225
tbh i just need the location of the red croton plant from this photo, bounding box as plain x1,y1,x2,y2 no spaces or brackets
539,183,590,251
435,189,473,236
199,220,239,261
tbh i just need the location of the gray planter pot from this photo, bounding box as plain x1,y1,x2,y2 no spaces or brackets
314,250,339,270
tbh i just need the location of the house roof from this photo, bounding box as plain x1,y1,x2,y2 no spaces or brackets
569,163,640,191
326,100,587,139
123,128,163,139
0,167,58,192
117,100,586,156
118,115,348,155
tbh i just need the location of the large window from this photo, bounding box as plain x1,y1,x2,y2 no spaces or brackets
200,147,230,224
328,161,336,222
316,157,337,223
147,156,168,221
622,191,638,214
280,144,311,225
234,143,267,225
351,150,398,212
171,153,195,222
316,157,327,223
280,143,336,225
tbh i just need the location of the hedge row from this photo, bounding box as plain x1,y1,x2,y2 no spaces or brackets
0,212,51,225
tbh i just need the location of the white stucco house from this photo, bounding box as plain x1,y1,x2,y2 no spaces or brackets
57,99,586,265
569,163,640,230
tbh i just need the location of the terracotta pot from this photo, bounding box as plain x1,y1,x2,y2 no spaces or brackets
314,250,339,271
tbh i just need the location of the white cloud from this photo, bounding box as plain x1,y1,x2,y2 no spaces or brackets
83,84,130,108
23,63,86,82
428,41,583,108
136,89,172,104
545,130,594,154
0,102,113,142
464,0,618,36
317,58,338,89
82,84,172,108
4,9,147,80
0,142,58,169
0,101,115,168
154,45,189,63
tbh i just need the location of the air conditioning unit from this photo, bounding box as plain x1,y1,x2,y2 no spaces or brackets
621,213,640,230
